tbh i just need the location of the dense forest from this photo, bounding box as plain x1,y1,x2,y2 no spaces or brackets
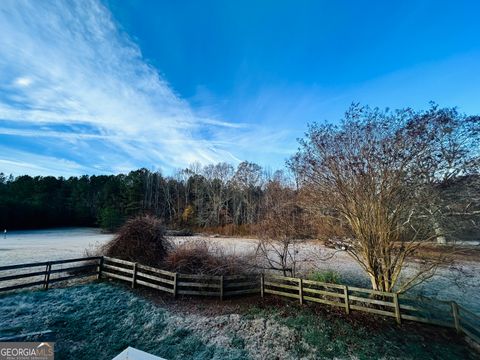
0,162,296,232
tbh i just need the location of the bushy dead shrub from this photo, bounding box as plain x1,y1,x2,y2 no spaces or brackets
100,215,172,266
163,240,253,275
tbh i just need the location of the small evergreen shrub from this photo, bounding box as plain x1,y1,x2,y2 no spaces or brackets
308,269,342,284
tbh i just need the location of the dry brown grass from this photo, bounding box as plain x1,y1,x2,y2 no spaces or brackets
413,242,480,262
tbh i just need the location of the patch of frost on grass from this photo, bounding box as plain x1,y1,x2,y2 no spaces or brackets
0,283,248,360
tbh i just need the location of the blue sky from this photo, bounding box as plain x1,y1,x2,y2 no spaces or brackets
1,0,480,176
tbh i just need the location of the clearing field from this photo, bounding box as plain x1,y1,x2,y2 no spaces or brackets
0,281,478,360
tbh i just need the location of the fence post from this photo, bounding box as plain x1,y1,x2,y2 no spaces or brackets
173,273,178,298
131,263,137,289
43,262,51,290
393,293,401,324
451,301,461,334
260,273,264,298
220,275,224,301
343,285,350,315
97,257,104,280
299,278,303,305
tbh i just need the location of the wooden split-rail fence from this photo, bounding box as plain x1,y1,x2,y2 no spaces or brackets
100,256,259,299
261,273,480,342
0,256,479,346
0,256,101,292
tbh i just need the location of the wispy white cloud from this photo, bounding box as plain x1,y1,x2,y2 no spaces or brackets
0,0,249,175
0,146,89,177
13,77,33,87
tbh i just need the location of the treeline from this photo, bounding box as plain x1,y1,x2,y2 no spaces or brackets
0,162,301,232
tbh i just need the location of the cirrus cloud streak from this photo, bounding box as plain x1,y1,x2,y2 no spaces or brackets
0,0,246,175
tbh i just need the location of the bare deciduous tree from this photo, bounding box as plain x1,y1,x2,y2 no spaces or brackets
256,171,311,276
291,104,480,292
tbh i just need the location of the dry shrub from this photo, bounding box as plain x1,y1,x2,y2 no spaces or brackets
164,240,253,275
100,215,172,266
194,224,260,237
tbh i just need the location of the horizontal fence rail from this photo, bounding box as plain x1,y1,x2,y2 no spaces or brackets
398,295,455,328
1,256,478,347
0,256,102,292
100,257,260,300
457,304,480,344
262,274,399,320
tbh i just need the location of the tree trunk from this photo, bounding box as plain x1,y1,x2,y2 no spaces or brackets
434,220,447,244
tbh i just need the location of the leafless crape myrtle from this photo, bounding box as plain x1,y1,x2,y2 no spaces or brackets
290,104,480,292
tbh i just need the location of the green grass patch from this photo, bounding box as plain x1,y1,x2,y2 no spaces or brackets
307,269,343,284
